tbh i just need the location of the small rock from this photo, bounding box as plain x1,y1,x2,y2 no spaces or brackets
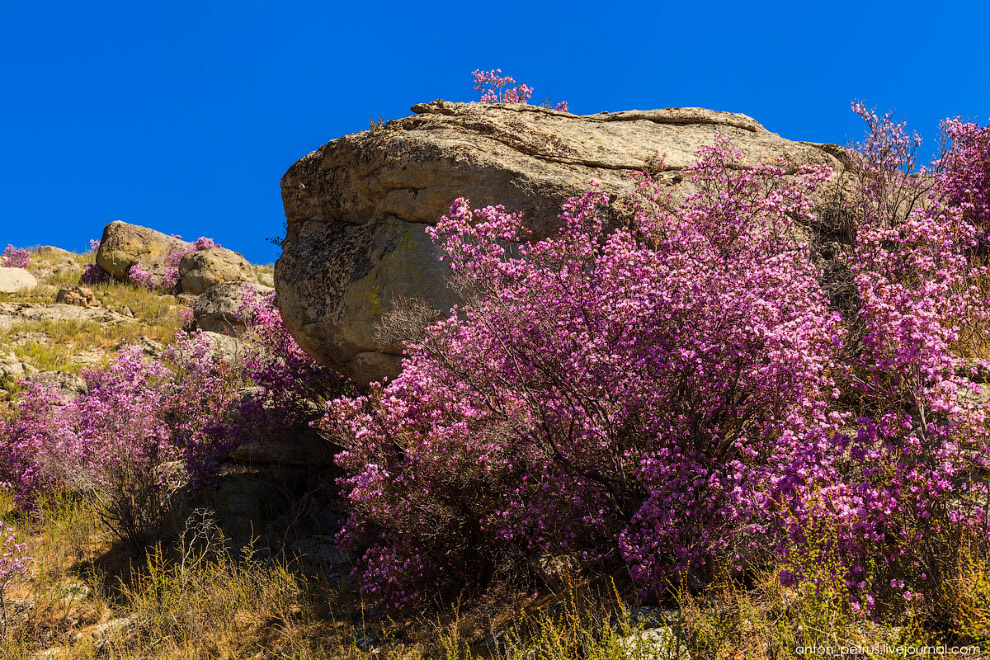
10,331,52,347
81,616,136,651
127,335,164,357
290,536,353,567
258,272,274,288
0,267,38,293
201,331,246,364
55,284,100,308
69,349,105,367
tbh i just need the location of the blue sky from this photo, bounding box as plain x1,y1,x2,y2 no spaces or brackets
1,1,988,264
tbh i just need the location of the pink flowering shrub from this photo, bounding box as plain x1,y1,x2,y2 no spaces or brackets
1,245,30,269
230,289,352,449
0,520,29,633
770,105,990,616
0,333,236,546
472,68,568,112
127,262,158,289
937,119,990,246
80,262,110,285
323,139,843,606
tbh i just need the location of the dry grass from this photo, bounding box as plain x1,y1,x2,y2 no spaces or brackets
0,249,188,378
1,484,988,659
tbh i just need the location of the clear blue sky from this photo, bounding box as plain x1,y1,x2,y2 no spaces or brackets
2,1,988,263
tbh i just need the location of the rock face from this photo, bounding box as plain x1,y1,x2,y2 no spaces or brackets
276,101,847,385
192,281,273,333
0,267,38,294
96,221,190,281
179,246,258,295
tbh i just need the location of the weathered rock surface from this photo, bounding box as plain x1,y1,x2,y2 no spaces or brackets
276,101,848,385
0,267,38,293
192,281,273,333
179,246,258,295
96,220,190,281
55,284,99,307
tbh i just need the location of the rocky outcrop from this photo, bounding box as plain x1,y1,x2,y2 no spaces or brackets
96,221,190,281
276,101,848,385
0,267,38,294
179,246,258,295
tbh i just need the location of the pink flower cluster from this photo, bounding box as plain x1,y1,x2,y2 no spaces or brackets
1,245,30,269
472,68,568,112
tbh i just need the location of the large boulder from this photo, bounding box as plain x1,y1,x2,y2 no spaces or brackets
192,281,273,333
96,221,190,281
179,246,258,295
276,101,847,385
0,267,37,294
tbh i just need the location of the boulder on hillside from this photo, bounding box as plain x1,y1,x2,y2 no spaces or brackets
179,246,258,295
96,221,190,281
192,281,273,333
0,267,38,294
276,101,848,385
